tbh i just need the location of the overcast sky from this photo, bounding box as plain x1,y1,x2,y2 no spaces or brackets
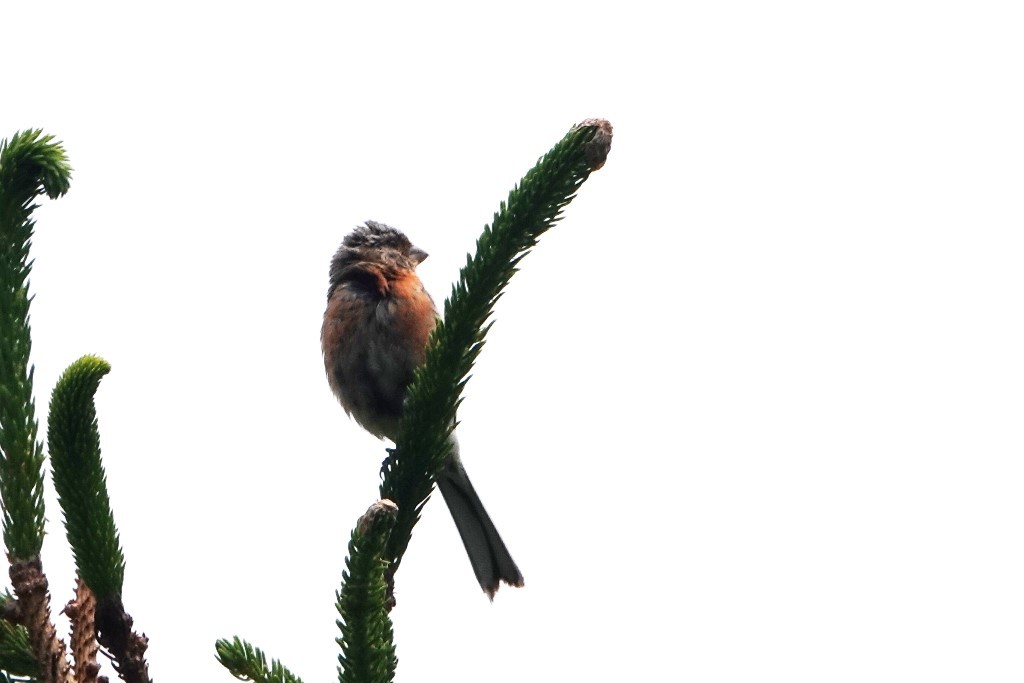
2,1,1023,681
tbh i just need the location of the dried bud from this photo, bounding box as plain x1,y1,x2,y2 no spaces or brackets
357,499,399,536
575,118,613,170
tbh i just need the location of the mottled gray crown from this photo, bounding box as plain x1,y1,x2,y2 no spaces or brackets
341,220,413,252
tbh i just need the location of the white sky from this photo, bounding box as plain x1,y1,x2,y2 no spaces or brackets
2,1,1023,681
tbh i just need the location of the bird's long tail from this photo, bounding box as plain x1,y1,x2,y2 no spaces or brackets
435,452,524,599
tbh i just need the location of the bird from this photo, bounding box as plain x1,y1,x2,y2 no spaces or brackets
321,220,524,599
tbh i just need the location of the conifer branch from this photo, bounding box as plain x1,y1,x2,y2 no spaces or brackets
379,118,613,577
47,356,125,601
215,637,305,683
0,129,71,560
47,356,150,683
336,500,398,683
0,593,36,678
1,129,74,683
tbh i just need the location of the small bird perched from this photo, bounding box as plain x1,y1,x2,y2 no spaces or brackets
321,220,524,599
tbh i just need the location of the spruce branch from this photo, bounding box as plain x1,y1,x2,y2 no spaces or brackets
1,129,74,683
0,129,71,561
0,592,36,678
47,355,125,601
379,118,613,576
336,500,398,683
215,637,305,683
214,504,398,683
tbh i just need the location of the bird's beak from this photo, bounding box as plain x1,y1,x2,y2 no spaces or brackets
410,247,428,264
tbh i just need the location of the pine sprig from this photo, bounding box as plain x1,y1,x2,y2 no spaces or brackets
0,130,73,208
47,355,125,601
336,501,398,683
215,638,305,683
0,129,72,561
0,592,37,678
379,119,611,572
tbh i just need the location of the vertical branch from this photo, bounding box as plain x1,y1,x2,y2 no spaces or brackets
336,500,398,683
48,355,149,683
0,129,71,559
0,130,74,683
47,356,125,602
379,119,613,578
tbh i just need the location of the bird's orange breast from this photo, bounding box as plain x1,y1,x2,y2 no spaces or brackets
387,271,438,365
